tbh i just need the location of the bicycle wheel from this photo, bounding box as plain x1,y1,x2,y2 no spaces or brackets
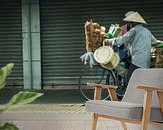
78,65,116,100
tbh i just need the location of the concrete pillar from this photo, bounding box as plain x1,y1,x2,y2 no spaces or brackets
22,0,41,89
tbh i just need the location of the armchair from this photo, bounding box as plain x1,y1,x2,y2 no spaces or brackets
86,68,163,130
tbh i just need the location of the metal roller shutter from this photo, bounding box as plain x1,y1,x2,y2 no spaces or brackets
0,0,23,88
40,0,163,87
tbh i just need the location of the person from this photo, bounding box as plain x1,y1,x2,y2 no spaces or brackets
117,22,131,70
103,11,160,84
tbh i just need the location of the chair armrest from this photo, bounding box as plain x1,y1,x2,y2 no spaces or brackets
136,86,163,92
87,82,117,89
87,82,118,101
137,85,163,124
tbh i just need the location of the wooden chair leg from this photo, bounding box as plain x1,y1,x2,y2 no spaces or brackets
157,91,163,114
92,113,98,130
121,121,127,130
141,90,152,130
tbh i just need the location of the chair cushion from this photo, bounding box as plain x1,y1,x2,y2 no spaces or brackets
86,100,163,122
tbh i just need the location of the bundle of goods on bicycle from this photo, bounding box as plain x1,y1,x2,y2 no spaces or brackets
80,20,121,68
80,20,107,67
84,20,121,52
93,23,128,75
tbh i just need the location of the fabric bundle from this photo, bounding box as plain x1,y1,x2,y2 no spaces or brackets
80,51,98,68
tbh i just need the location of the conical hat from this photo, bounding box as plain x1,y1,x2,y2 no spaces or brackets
123,12,147,24
94,46,114,64
125,11,135,17
100,53,120,70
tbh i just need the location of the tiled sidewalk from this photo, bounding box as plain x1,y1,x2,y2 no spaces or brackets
0,112,123,130
0,89,123,129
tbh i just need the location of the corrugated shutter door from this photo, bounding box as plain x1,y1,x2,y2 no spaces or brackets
40,0,163,86
0,0,23,87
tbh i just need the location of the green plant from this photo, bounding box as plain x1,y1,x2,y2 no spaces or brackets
0,63,43,130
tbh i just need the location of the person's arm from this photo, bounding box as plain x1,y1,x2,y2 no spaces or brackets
151,32,163,48
103,28,136,46
112,28,136,46
151,34,157,46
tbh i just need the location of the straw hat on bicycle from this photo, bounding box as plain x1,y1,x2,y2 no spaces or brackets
100,53,120,70
94,45,114,64
94,44,120,70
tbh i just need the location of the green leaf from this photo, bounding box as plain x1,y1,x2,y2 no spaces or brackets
0,123,19,130
0,63,14,89
8,91,43,105
0,104,10,113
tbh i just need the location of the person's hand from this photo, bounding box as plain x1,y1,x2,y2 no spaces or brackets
103,38,115,47
157,40,163,44
153,40,163,48
103,39,110,46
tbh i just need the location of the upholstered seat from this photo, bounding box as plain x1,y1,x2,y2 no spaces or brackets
86,100,163,122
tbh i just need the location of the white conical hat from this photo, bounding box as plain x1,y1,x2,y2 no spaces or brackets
123,12,147,24
125,11,135,17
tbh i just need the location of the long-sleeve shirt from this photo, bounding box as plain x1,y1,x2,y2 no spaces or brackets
112,24,157,68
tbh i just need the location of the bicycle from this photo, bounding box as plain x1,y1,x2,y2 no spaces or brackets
78,64,127,100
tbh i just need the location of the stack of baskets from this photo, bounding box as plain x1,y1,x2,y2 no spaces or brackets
84,20,108,52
